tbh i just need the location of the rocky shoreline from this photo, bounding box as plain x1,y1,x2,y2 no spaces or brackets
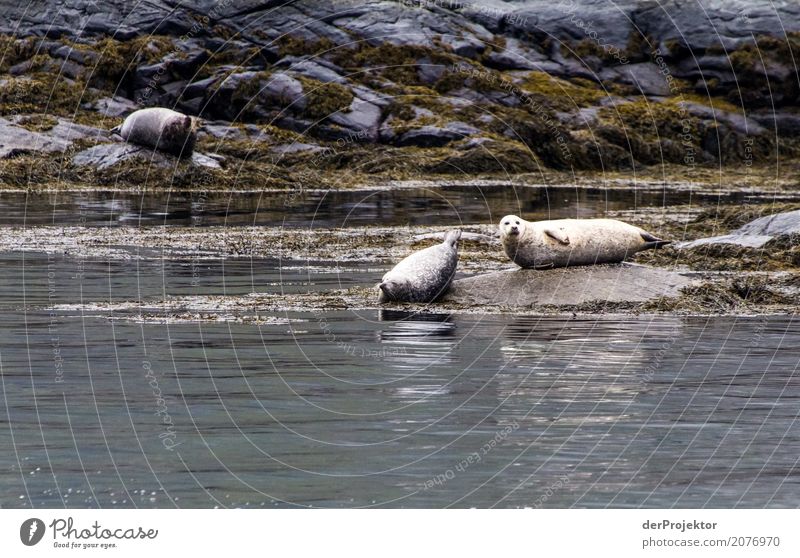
1,0,800,191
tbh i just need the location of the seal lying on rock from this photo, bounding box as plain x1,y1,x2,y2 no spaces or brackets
499,215,669,269
379,230,461,303
111,108,198,158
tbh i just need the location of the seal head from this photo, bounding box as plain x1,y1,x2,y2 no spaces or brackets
500,214,524,238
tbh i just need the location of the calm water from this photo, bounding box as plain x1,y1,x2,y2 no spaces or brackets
1,186,799,508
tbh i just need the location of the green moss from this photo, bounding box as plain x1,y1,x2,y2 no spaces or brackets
296,77,354,119
334,43,459,87
15,114,59,132
716,33,800,107
0,35,35,72
426,140,539,174
278,36,335,58
386,101,415,121
521,72,606,110
0,74,93,116
600,98,700,142
232,71,268,104
87,35,174,82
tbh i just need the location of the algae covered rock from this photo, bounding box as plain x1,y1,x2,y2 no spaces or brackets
680,210,800,249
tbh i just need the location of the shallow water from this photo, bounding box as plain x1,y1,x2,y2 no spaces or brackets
1,186,799,508
0,184,778,228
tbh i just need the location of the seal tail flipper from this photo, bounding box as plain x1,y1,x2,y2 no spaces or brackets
640,231,671,250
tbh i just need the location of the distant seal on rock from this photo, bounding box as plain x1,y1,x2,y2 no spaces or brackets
111,108,198,158
499,215,670,269
379,230,461,303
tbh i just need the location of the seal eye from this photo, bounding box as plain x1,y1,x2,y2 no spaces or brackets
503,221,509,225
515,221,520,225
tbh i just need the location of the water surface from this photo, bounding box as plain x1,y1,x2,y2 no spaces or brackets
1,186,798,508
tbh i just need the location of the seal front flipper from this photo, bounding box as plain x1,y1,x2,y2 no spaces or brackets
544,227,570,245
639,230,671,250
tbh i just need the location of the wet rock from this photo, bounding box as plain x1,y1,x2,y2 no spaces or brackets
72,143,222,170
260,72,306,110
271,142,323,155
204,70,262,120
0,118,71,158
483,38,546,71
395,123,479,148
163,48,209,79
752,112,800,137
51,44,97,65
445,37,486,59
444,263,696,307
278,57,346,84
679,210,800,249
182,76,219,101
198,122,248,141
47,119,109,143
509,0,636,51
674,55,735,88
416,59,446,86
601,63,672,96
57,59,85,80
334,2,449,47
677,102,766,135
327,96,382,142
638,0,800,52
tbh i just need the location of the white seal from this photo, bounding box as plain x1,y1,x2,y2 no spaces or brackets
112,107,198,157
499,215,670,268
379,230,461,303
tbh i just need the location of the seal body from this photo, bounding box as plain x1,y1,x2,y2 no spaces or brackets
113,108,196,158
499,215,669,269
379,230,461,303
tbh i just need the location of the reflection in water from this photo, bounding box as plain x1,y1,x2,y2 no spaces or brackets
0,186,772,228
378,310,459,393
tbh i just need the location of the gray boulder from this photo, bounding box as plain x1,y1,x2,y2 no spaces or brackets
444,264,695,307
679,210,800,249
601,63,672,96
83,96,139,116
278,57,347,84
260,72,307,110
0,118,71,158
395,123,479,148
72,143,222,171
328,96,382,142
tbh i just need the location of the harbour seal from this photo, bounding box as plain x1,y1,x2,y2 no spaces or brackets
111,108,198,158
379,230,461,303
499,215,670,269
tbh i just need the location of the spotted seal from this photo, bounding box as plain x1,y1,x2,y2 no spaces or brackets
379,230,461,303
499,215,669,269
111,107,197,158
